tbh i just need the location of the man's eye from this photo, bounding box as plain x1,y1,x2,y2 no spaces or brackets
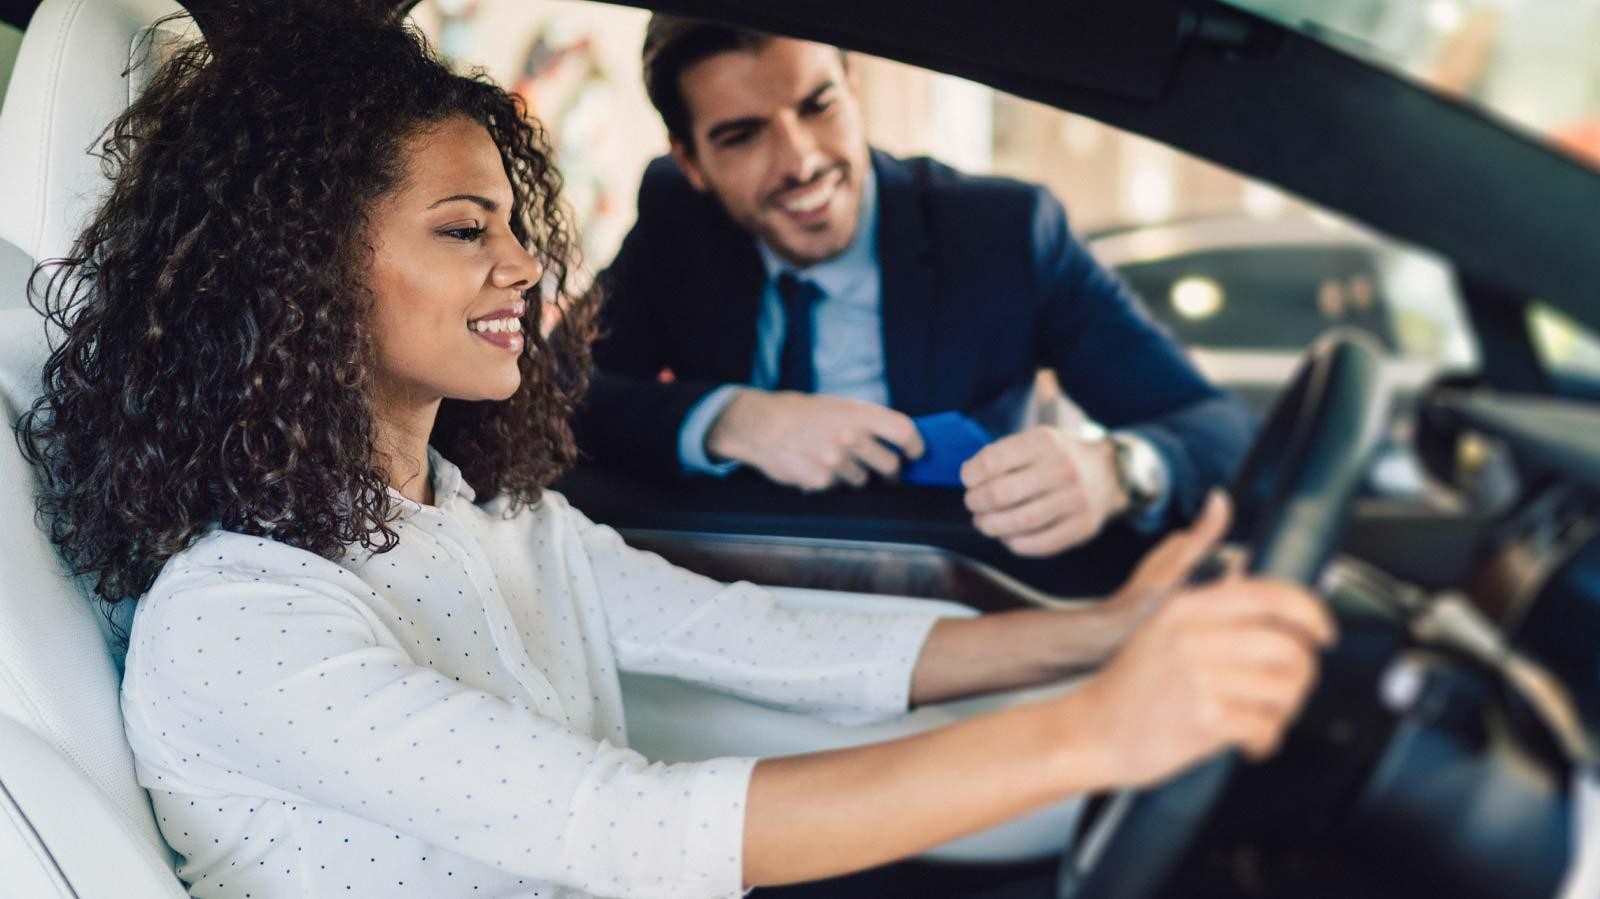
802,98,834,116
442,227,486,242
718,130,756,149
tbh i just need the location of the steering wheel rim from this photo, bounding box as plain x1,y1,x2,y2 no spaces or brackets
1056,330,1395,899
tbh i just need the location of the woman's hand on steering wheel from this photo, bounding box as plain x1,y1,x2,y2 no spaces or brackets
1065,563,1337,791
1100,491,1240,631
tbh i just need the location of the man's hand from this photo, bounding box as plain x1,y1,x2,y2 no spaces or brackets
1066,573,1335,789
705,389,925,491
960,425,1128,556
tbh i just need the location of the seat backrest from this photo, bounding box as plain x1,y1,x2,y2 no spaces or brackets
0,237,32,311
0,0,195,894
0,711,188,899
0,307,185,896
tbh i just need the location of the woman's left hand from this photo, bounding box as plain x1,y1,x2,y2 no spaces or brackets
1099,490,1236,640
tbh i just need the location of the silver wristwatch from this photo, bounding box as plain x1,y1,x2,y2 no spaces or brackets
1077,421,1168,514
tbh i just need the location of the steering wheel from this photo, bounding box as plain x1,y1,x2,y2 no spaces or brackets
1055,330,1395,899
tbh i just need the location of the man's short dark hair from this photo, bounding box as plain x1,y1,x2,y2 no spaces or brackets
641,15,774,152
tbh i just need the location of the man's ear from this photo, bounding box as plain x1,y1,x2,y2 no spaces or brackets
668,138,710,193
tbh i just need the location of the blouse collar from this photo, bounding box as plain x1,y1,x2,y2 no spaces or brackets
386,447,477,513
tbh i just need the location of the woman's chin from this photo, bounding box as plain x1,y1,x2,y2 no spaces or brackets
484,377,522,403
449,373,522,405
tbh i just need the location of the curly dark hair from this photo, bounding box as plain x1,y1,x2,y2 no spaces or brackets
18,9,597,603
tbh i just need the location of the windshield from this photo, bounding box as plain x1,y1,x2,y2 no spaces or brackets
1225,0,1600,168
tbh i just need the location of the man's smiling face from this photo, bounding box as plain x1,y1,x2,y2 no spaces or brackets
670,38,870,269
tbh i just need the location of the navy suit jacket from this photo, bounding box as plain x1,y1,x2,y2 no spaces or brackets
575,150,1253,526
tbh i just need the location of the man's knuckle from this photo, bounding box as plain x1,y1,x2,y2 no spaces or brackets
1194,694,1226,733
1056,457,1081,483
1024,504,1051,530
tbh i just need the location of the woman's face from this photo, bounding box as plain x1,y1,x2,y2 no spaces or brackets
366,117,542,409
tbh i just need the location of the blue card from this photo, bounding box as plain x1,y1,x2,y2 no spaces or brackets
901,412,993,488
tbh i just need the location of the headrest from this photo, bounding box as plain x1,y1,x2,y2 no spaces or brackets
0,0,188,265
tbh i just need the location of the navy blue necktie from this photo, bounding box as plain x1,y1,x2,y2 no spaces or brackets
775,272,824,393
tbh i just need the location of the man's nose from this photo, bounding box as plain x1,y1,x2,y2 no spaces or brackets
770,113,823,185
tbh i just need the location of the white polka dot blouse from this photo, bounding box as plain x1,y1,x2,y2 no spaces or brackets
120,449,940,899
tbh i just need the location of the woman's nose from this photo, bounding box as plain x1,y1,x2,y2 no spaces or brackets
491,240,544,291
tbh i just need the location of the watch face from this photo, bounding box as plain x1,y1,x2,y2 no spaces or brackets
1114,434,1166,503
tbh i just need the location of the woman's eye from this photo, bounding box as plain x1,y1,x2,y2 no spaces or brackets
442,226,486,242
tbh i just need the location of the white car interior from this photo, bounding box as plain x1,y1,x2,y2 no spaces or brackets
0,1,1083,895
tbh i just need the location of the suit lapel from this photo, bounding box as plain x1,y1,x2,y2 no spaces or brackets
692,200,767,382
874,151,939,414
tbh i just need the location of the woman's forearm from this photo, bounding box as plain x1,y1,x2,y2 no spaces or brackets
908,603,1129,705
907,491,1241,706
743,689,1105,887
743,571,1337,889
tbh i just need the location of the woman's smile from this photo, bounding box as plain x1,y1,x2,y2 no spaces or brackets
467,302,528,352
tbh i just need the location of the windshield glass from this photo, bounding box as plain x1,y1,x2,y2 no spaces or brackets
409,0,1481,380
410,0,1481,504
1225,0,1600,168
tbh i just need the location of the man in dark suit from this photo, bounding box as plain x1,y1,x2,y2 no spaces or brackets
576,15,1254,557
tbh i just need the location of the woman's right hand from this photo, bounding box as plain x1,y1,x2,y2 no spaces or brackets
1063,574,1336,790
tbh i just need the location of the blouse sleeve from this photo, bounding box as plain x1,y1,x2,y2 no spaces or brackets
121,568,754,899
563,500,943,726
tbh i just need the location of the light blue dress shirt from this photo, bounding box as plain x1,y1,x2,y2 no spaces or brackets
678,170,886,474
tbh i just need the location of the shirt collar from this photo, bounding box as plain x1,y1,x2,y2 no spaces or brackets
427,447,476,504
387,447,477,513
756,166,879,297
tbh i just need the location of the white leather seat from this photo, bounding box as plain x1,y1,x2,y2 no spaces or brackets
0,306,187,898
0,0,190,895
0,238,31,311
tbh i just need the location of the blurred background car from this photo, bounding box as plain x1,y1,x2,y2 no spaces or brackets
1088,213,1476,413
1089,213,1478,499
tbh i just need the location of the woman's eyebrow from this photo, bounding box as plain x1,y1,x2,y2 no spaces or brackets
428,193,499,211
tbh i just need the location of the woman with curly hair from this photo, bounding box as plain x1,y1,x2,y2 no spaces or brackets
20,9,1332,899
